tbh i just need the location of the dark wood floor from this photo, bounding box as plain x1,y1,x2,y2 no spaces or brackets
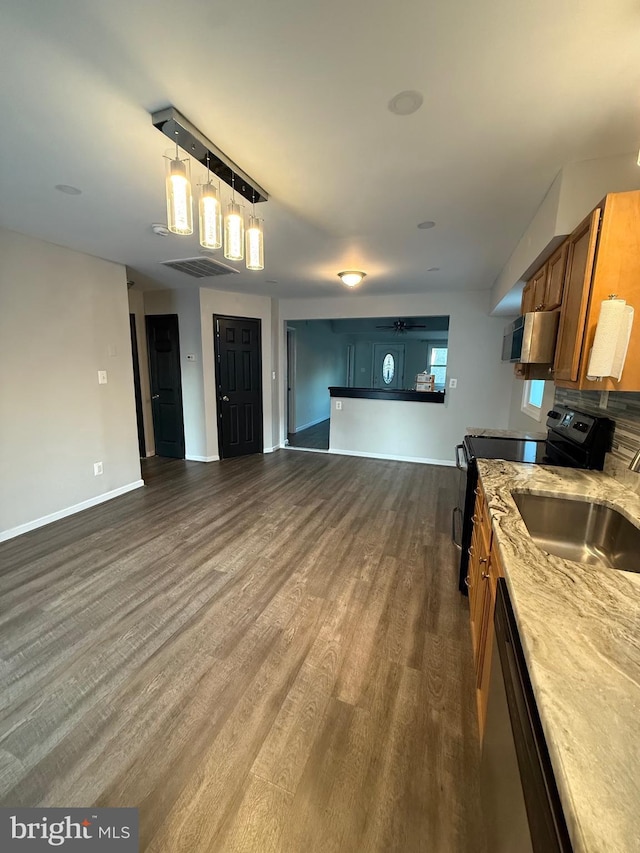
287,419,330,450
0,452,484,852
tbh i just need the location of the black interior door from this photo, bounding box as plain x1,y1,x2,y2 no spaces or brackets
146,314,185,459
214,315,263,459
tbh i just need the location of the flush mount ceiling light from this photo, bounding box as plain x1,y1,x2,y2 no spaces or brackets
388,90,423,116
152,107,268,269
338,270,366,288
417,220,436,230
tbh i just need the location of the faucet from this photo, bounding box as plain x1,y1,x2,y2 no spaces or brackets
630,449,640,472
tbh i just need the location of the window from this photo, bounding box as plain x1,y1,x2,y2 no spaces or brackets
522,379,546,421
382,353,395,384
427,346,448,389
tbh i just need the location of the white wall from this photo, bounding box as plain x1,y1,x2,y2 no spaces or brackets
0,228,142,540
288,320,346,431
278,290,514,463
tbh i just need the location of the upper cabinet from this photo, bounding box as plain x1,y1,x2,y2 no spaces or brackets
520,242,568,315
554,191,640,391
517,191,640,391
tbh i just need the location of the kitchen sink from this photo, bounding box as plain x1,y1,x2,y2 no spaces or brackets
511,492,640,573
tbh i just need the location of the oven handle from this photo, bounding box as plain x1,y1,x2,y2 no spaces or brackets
455,443,466,471
451,506,462,550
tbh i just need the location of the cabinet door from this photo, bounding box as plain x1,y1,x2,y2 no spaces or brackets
544,241,568,310
530,266,547,311
521,279,535,314
553,209,601,382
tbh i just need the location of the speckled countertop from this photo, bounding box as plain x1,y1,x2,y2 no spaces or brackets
477,460,640,853
466,426,547,440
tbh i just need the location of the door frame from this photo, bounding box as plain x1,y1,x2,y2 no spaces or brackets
213,314,264,459
145,313,186,459
129,313,146,458
286,327,297,435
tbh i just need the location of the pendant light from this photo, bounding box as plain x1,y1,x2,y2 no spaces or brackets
165,143,193,235
198,155,222,249
224,173,244,261
246,193,264,270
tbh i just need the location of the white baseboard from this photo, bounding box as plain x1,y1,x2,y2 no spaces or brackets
284,445,329,455
0,480,145,543
263,445,281,453
294,415,330,433
327,448,455,466
186,455,219,462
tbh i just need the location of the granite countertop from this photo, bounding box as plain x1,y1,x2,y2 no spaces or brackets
477,460,640,853
466,426,547,440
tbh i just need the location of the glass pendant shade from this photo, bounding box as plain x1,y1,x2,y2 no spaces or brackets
246,215,264,270
199,182,222,249
165,157,193,235
224,201,245,261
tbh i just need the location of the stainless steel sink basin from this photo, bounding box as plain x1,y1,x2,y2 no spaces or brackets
512,493,640,572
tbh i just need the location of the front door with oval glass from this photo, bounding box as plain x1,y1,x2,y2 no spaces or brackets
372,343,405,389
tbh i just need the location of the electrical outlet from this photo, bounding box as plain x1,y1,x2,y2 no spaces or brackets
336,400,343,410
93,462,103,476
449,378,458,389
98,370,108,385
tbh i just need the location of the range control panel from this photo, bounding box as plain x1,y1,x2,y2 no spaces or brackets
546,407,602,445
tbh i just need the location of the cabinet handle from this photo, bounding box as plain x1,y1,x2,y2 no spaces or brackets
468,545,475,558
479,557,488,564
474,487,480,496
481,571,490,580
472,514,479,524
464,576,471,587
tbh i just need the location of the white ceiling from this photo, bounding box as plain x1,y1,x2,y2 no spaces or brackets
1,0,639,302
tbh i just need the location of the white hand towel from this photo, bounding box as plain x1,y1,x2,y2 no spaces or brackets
586,298,634,381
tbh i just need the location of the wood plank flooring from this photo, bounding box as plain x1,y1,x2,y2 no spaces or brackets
0,452,485,852
287,419,330,450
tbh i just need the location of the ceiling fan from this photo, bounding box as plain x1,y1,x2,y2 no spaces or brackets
375,319,427,333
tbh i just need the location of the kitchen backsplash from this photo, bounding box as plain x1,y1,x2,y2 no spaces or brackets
554,388,640,492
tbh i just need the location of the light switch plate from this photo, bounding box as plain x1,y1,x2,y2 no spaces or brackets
449,378,457,388
98,370,108,385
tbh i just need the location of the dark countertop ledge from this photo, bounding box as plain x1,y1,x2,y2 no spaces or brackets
328,387,445,403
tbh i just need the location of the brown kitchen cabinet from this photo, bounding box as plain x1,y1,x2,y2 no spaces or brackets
466,482,503,740
520,241,568,315
554,190,640,391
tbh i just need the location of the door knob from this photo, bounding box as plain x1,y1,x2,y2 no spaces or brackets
152,394,160,400
222,395,230,402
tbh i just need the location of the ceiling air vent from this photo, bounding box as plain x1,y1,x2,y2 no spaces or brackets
161,256,240,278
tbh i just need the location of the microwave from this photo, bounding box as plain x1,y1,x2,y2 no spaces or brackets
502,312,560,363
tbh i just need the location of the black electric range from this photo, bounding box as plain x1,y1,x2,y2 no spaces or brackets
453,407,614,594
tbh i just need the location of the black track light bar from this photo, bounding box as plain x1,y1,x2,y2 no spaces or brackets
151,107,268,204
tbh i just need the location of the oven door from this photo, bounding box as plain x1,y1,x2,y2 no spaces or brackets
452,443,467,549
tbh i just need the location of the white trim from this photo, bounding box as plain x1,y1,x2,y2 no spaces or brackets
263,445,281,453
327,448,455,466
284,445,329,455
294,415,330,433
186,454,219,462
0,480,145,543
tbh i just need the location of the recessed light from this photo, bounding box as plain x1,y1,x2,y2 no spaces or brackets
417,220,436,230
151,223,171,237
55,184,82,195
427,266,440,272
388,90,423,116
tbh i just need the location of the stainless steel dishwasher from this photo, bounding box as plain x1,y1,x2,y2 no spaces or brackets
480,579,573,853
